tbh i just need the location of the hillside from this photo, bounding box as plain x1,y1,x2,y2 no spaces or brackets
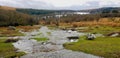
83,7,120,14
0,6,120,15
0,6,16,10
16,8,75,15
0,9,38,26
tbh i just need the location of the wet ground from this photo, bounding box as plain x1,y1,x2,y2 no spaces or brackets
12,26,102,58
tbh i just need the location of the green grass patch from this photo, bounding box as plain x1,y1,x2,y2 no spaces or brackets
64,37,120,58
0,38,25,58
79,26,120,34
31,37,48,42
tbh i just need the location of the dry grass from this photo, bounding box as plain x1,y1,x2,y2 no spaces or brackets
59,18,120,27
0,25,40,37
72,21,120,27
17,25,40,32
0,6,16,10
0,27,23,37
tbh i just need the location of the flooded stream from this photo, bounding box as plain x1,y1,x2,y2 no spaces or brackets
12,26,101,58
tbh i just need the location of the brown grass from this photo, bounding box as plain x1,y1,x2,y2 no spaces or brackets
0,27,23,37
59,18,120,27
0,25,40,37
17,25,40,32
0,6,16,10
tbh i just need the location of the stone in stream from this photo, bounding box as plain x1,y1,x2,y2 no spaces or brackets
86,33,96,40
67,36,79,42
107,32,120,37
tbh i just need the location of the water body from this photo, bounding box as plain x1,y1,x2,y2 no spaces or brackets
13,26,102,58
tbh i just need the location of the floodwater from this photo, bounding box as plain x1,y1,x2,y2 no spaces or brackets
12,26,101,58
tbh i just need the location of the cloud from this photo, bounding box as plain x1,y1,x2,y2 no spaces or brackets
61,0,120,10
99,1,120,7
0,0,120,10
0,0,55,9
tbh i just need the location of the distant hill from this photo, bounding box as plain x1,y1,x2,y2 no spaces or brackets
80,7,120,14
17,7,120,15
16,8,75,15
0,6,16,10
0,5,120,15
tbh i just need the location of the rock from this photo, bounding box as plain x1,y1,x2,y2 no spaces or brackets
68,30,72,33
5,39,18,43
67,36,79,42
107,32,120,37
111,33,119,37
71,28,76,31
86,33,96,40
8,26,16,30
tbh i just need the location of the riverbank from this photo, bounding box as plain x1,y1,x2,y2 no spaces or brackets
64,37,120,58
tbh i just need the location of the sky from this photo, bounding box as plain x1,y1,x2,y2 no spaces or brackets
0,0,120,10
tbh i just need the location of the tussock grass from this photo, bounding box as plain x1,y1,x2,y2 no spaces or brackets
64,37,120,58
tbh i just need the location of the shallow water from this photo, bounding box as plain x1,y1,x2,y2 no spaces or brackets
13,26,101,58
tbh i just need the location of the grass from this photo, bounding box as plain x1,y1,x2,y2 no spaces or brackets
0,25,40,37
76,26,120,35
0,30,24,37
64,36,120,58
0,37,25,58
71,18,120,27
0,27,24,37
31,37,48,42
17,25,40,32
88,26,120,34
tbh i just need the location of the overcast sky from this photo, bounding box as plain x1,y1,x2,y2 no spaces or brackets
0,0,120,10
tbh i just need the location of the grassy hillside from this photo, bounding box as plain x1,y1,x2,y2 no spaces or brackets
90,7,120,14
0,9,38,26
0,6,16,10
16,8,75,15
